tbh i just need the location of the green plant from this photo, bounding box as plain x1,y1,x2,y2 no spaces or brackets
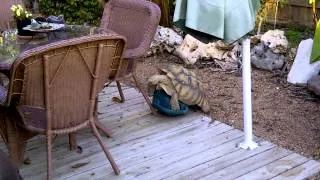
309,0,320,26
39,0,103,25
10,4,32,21
309,0,320,63
286,29,302,47
256,0,287,34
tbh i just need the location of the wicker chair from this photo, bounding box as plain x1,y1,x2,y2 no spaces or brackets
100,0,161,114
0,34,126,179
0,0,22,30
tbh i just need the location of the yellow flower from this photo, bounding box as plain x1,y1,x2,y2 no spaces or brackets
309,0,319,4
16,9,21,17
26,12,32,18
10,5,17,12
17,4,23,10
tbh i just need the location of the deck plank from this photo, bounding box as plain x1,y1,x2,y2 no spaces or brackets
54,119,221,179
130,136,248,180
0,86,318,180
20,96,150,152
234,153,310,180
129,129,243,179
271,160,320,180
23,116,217,179
98,88,144,109
70,124,237,180
20,110,209,178
167,140,275,180
200,147,293,180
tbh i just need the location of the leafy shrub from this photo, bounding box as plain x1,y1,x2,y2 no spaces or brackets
257,0,287,33
39,0,103,25
286,29,302,47
309,0,320,62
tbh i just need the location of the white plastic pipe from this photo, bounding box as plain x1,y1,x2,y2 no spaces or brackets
239,38,258,150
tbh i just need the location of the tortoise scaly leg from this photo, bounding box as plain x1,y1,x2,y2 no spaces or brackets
170,93,180,111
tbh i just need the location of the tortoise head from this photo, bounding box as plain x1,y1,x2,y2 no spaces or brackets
201,100,211,114
147,75,159,96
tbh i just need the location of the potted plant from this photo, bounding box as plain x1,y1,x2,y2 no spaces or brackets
10,4,33,36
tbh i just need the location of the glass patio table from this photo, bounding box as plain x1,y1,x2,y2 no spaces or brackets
0,25,110,74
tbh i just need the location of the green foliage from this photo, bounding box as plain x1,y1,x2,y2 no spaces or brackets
311,21,320,63
256,0,288,34
39,0,103,25
309,0,320,63
286,29,302,47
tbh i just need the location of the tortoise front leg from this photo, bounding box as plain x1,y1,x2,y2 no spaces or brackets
170,93,180,111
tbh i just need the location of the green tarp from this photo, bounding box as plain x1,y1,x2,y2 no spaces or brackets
173,0,260,43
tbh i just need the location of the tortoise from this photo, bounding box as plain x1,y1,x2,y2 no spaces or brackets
148,65,210,113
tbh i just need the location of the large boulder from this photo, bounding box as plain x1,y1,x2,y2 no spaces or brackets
261,29,288,54
148,26,183,56
251,43,285,71
287,39,320,84
307,74,320,96
174,34,239,70
174,34,204,65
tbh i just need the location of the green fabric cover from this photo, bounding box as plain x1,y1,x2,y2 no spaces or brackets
173,0,260,43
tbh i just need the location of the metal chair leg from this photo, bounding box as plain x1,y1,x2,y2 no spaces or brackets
116,81,125,103
95,120,112,138
91,121,120,175
132,71,157,115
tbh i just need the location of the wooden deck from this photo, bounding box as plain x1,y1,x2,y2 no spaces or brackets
1,84,320,180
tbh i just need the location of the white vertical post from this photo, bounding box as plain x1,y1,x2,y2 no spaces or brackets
239,38,258,150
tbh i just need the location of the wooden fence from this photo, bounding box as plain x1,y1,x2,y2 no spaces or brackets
269,0,320,27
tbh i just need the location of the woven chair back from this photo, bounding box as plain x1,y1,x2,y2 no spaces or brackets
7,34,125,132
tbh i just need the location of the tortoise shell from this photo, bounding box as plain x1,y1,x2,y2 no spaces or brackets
161,65,210,113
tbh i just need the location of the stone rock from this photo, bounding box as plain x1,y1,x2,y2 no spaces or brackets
174,34,239,70
148,26,183,56
251,43,285,71
174,34,202,65
250,34,262,46
288,47,297,62
287,39,320,84
261,29,288,54
307,74,320,96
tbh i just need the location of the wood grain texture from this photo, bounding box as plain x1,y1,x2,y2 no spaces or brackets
0,85,318,180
